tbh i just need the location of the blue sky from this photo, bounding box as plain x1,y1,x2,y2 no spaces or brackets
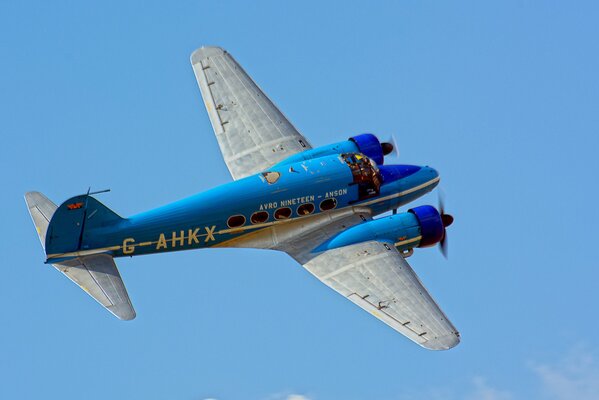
2,1,599,399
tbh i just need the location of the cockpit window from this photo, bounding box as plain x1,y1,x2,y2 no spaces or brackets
341,153,381,200
262,171,281,184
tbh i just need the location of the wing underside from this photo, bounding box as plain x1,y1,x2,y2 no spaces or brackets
191,46,312,180
291,240,459,350
211,204,459,349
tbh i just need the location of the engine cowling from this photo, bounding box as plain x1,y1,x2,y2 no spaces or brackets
315,205,446,253
349,133,385,165
408,205,445,248
272,133,394,168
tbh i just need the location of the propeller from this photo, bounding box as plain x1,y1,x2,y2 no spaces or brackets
438,192,454,258
381,134,399,158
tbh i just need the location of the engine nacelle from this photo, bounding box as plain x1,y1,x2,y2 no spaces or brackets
348,133,384,165
408,205,445,248
315,205,445,253
273,133,391,167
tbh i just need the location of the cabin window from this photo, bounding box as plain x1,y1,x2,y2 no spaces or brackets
250,211,269,224
227,215,246,228
262,171,281,184
274,207,292,220
297,203,315,216
319,198,337,211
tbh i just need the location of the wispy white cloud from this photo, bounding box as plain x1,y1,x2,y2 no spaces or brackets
263,347,599,400
398,376,512,400
264,392,312,400
531,346,599,400
465,377,513,400
286,395,311,400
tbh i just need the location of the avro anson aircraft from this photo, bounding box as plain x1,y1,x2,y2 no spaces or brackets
26,46,459,350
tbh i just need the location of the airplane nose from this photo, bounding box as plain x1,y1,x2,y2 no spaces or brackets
423,166,439,180
422,166,440,191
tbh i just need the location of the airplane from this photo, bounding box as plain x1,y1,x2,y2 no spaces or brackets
25,46,460,350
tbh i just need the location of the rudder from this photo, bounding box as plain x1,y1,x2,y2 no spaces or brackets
45,194,124,257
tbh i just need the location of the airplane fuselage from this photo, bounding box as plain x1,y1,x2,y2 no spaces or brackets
59,153,439,261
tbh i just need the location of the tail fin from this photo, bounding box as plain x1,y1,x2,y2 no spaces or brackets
25,192,136,320
44,194,124,257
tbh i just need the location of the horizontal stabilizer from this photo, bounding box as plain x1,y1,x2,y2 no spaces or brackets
25,191,135,320
53,254,136,320
25,191,57,249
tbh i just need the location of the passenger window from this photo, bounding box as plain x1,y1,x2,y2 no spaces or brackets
227,215,246,228
250,211,269,224
297,203,315,216
262,171,281,184
274,207,292,220
319,198,337,211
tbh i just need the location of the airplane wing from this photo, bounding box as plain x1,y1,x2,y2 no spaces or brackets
289,240,460,350
25,192,136,320
191,46,312,180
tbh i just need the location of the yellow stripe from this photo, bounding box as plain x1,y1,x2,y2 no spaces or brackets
394,236,422,247
47,177,439,258
360,176,440,207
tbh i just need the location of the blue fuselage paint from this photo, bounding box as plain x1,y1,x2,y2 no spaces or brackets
69,152,439,259
315,213,423,253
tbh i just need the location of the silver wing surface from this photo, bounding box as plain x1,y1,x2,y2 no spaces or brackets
50,254,135,320
290,240,460,350
219,204,460,350
25,192,135,320
191,46,312,180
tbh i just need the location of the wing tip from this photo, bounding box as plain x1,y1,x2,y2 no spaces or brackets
422,331,461,351
190,46,226,64
115,309,137,321
107,301,137,321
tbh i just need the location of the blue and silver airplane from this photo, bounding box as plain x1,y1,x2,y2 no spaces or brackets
25,46,459,350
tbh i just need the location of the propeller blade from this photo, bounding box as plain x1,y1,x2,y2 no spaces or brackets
438,190,445,215
382,134,399,158
439,233,448,258
438,190,452,258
